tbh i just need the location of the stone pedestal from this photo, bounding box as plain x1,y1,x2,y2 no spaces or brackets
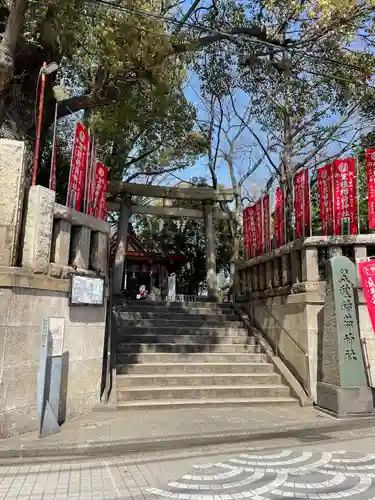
302,246,320,282
317,256,374,417
0,140,27,267
51,219,71,266
70,226,91,270
22,186,55,274
281,254,291,286
90,232,108,274
317,382,375,416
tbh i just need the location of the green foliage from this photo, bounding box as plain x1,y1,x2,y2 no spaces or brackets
134,178,232,293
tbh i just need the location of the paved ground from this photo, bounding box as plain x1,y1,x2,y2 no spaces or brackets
2,405,375,458
3,422,375,499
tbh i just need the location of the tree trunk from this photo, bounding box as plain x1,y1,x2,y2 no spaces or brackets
0,0,28,94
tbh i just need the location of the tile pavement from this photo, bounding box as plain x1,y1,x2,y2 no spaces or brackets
0,405,368,458
3,426,375,498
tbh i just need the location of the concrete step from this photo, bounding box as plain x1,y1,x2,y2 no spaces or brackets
116,312,239,321
116,342,262,354
116,384,291,401
119,362,275,375
116,372,282,387
116,326,248,336
116,333,253,345
115,318,244,328
117,397,299,410
116,352,269,364
114,303,234,314
116,300,233,309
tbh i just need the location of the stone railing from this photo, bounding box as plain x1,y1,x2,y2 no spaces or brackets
235,235,375,297
234,235,375,403
22,185,110,279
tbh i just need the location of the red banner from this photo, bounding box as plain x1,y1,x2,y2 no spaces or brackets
293,168,310,239
317,164,333,236
274,187,285,248
97,169,109,221
366,148,375,229
67,122,90,211
262,194,270,253
91,162,108,219
243,207,251,260
247,205,257,259
332,158,357,235
255,199,263,256
358,260,375,335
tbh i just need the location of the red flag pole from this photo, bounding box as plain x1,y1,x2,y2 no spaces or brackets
307,168,312,237
332,162,336,236
356,157,361,234
49,101,58,191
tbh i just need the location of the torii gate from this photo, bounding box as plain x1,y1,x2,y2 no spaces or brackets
108,181,236,300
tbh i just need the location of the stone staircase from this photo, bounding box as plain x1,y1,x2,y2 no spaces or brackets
113,300,299,409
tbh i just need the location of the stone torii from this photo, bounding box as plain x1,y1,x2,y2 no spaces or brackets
109,181,236,300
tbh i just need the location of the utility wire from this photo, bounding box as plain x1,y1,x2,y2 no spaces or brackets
30,0,373,80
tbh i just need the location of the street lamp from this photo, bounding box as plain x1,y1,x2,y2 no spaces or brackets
31,61,59,187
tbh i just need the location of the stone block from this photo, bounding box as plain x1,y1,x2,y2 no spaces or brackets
0,365,37,411
90,231,108,274
51,219,71,266
0,405,37,439
59,391,99,422
302,246,320,282
317,381,375,416
0,288,10,326
60,358,102,401
22,186,55,274
265,261,273,289
273,258,281,287
0,140,27,267
329,245,342,258
354,245,367,260
70,226,91,270
291,250,302,284
63,325,104,362
7,288,67,327
2,326,39,368
281,254,291,285
258,263,266,291
251,267,258,292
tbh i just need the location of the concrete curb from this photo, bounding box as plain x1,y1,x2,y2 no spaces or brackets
1,417,375,459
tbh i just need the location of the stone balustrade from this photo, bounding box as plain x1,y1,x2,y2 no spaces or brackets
235,235,375,403
236,235,375,297
22,185,110,279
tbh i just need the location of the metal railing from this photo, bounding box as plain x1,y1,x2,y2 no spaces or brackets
235,278,312,400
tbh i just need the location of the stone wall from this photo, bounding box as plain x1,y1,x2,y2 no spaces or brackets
0,269,107,438
0,140,110,438
235,236,375,403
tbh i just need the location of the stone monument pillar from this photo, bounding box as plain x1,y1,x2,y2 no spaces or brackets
317,256,374,417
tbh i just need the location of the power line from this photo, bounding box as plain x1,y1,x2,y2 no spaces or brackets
29,0,374,91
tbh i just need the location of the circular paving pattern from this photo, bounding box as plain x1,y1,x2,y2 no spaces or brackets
146,449,375,499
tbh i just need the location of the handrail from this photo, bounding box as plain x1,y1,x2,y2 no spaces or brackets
235,277,311,399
